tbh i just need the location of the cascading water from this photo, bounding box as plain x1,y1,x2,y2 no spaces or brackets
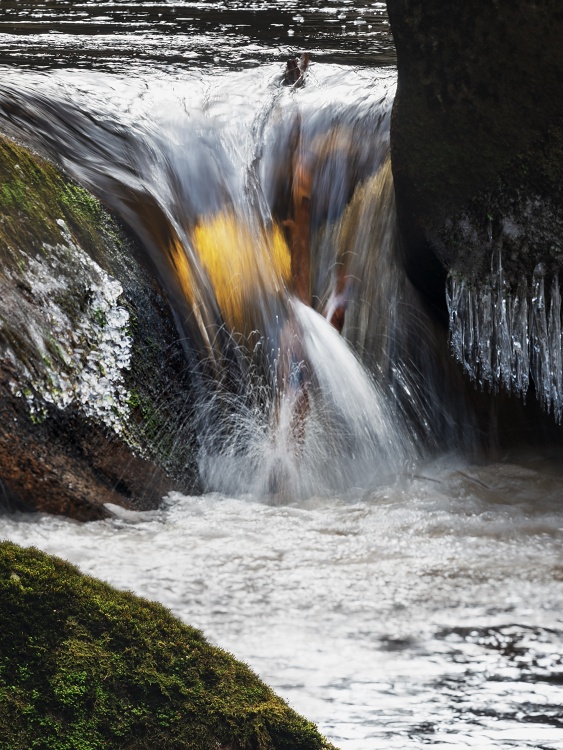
0,64,457,496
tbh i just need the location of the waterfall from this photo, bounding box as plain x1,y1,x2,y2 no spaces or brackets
0,66,468,495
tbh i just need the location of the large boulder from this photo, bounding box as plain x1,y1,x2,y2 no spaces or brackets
0,134,200,520
388,0,563,290
0,542,336,750
387,0,563,417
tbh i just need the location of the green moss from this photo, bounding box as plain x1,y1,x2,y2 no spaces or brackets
124,385,162,437
91,307,108,329
126,388,141,410
0,134,107,263
0,542,336,750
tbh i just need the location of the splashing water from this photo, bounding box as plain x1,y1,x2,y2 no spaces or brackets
199,299,411,498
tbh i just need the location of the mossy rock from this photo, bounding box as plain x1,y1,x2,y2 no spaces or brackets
0,542,337,750
0,132,200,518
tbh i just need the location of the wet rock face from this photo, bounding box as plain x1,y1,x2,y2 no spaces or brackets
386,1,563,424
0,135,199,519
387,0,563,306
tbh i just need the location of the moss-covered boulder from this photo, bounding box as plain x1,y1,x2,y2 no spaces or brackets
0,542,336,750
0,134,200,519
387,0,563,305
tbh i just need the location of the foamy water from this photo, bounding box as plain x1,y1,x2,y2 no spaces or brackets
3,457,563,749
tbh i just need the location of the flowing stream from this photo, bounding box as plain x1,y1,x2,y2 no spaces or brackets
0,3,562,748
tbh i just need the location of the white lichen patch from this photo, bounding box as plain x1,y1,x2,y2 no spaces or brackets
4,220,133,435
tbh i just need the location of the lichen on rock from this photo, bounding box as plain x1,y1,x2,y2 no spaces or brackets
5,218,134,435
0,132,200,518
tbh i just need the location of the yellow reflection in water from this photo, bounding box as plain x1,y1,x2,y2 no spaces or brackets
192,211,291,331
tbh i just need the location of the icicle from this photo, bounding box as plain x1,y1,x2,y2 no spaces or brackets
494,247,512,392
510,277,529,397
470,285,481,382
463,285,476,380
446,273,464,365
445,258,563,423
529,263,550,412
548,275,562,422
478,284,493,389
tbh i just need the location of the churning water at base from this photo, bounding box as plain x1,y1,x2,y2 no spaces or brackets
199,300,412,499
2,457,563,749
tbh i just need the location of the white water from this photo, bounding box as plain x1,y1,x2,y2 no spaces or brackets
199,301,412,499
2,457,563,749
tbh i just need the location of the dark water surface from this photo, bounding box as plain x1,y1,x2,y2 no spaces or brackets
0,0,395,73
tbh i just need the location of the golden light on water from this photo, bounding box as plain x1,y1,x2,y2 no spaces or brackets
191,211,291,331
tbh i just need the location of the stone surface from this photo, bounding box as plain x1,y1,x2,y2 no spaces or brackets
387,0,563,308
0,542,337,750
385,1,563,439
0,134,199,519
